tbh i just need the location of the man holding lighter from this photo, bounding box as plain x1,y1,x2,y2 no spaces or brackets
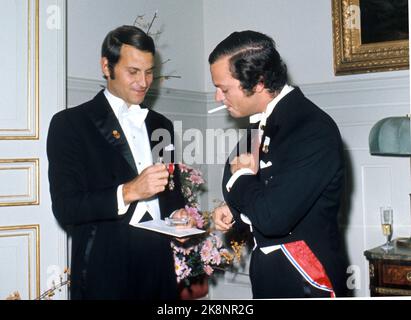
47,25,188,299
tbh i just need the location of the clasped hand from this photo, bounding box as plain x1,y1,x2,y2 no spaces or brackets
230,153,258,174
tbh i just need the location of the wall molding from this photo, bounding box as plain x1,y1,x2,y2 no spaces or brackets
0,224,40,299
0,0,39,140
68,76,211,117
69,73,409,109
299,74,409,96
67,76,105,93
0,158,39,207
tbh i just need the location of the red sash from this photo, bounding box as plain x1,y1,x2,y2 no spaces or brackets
280,240,335,297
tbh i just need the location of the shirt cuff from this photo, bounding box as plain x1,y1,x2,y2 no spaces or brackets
240,213,252,225
117,184,130,215
226,168,255,192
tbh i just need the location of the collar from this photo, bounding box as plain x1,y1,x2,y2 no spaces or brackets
249,84,294,125
103,88,144,119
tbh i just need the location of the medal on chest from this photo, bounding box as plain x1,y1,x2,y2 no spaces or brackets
168,163,175,190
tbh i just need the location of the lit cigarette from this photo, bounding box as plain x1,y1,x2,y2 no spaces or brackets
208,105,227,114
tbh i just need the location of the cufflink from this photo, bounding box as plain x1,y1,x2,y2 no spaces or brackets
112,130,121,139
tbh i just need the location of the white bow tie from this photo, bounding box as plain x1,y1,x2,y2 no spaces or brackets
249,113,263,124
250,112,268,131
122,107,148,129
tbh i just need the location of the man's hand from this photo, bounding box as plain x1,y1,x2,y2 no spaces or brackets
230,132,260,174
213,204,234,232
172,208,196,243
122,163,169,205
172,208,196,229
230,153,258,174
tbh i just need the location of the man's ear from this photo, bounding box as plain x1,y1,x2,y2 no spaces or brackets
254,81,265,93
101,57,110,79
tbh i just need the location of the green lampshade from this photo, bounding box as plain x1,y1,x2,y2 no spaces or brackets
369,116,411,156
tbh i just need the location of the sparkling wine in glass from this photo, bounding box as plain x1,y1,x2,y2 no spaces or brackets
380,207,394,251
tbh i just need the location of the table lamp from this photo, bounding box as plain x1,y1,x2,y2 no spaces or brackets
368,115,411,248
369,115,411,156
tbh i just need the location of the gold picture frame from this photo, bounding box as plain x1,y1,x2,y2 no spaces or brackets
332,0,409,75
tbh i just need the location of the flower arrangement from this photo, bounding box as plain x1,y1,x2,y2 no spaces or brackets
172,164,244,287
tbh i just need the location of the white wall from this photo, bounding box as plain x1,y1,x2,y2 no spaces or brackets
68,0,205,91
301,76,410,297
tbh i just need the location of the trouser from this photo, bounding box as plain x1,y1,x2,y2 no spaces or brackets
249,248,332,299
70,226,178,300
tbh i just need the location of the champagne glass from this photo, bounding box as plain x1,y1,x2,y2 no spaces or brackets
380,207,394,251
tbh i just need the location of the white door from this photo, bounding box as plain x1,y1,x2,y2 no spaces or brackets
0,0,67,300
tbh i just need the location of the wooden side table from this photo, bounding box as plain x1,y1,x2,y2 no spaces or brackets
364,239,411,296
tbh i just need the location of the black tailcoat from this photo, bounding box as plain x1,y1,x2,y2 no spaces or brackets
47,90,186,299
223,88,347,297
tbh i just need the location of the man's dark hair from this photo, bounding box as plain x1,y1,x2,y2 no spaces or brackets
101,25,155,80
208,30,288,96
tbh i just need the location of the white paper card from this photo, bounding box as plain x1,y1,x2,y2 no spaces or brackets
132,219,206,238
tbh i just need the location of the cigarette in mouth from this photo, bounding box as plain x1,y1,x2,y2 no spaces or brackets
208,105,227,114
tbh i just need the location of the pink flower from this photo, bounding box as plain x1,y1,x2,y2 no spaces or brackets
200,239,214,263
179,163,189,173
211,248,222,265
189,172,204,185
175,256,192,282
203,265,214,276
185,206,204,228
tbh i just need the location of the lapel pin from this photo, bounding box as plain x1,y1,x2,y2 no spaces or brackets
112,130,121,139
262,136,270,153
260,124,266,131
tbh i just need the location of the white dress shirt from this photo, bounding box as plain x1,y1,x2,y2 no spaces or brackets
104,89,161,223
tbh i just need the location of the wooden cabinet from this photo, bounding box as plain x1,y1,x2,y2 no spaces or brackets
364,239,411,296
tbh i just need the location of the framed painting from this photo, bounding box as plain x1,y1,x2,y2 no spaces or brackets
332,0,409,75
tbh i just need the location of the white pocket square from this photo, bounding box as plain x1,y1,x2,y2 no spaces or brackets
164,144,175,151
260,160,272,169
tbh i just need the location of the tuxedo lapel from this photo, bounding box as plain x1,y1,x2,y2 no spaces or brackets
144,109,172,161
86,90,138,174
144,109,157,153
